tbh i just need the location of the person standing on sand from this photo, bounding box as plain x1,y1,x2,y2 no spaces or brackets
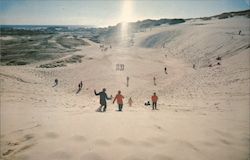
113,90,124,111
94,88,112,112
128,97,133,107
153,77,156,86
151,92,158,110
126,76,129,87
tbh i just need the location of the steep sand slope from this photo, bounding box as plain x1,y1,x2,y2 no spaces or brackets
0,16,249,160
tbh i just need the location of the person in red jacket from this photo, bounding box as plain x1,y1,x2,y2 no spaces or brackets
151,92,158,110
113,90,124,111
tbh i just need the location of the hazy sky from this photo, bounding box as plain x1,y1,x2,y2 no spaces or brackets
0,0,249,26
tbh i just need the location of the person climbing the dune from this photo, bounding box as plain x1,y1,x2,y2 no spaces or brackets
164,67,168,74
78,81,83,90
113,90,124,111
94,88,112,112
53,79,58,87
151,92,158,110
76,81,83,94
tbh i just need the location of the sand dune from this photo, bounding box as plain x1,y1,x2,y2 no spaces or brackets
0,16,249,160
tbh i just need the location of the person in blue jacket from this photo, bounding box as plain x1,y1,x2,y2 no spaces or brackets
94,88,112,112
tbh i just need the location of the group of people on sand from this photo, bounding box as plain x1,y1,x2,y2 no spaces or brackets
94,88,158,112
99,44,112,52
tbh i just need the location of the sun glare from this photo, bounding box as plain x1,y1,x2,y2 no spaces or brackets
121,0,133,42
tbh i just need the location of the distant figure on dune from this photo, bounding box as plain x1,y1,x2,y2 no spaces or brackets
151,92,158,110
193,64,196,69
110,45,112,49
165,54,167,58
216,56,222,61
53,79,58,87
76,81,83,94
164,67,168,74
153,77,156,86
94,88,112,112
239,30,241,35
113,90,124,111
79,81,83,89
127,76,129,87
128,97,133,107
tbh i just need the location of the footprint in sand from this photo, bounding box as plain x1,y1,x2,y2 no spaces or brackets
219,138,231,145
213,129,234,139
15,143,36,154
123,155,144,160
137,140,154,148
7,141,19,146
200,141,215,147
81,152,103,160
152,154,173,160
49,151,72,160
2,143,35,157
114,137,134,146
176,140,200,152
154,124,164,131
45,132,59,139
94,139,111,146
22,134,35,142
71,135,87,142
147,137,167,145
12,154,30,160
2,149,14,156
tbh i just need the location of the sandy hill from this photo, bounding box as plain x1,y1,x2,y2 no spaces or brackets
0,15,249,160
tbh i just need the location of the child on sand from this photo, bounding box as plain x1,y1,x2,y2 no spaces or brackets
128,97,133,107
151,92,158,110
113,90,124,111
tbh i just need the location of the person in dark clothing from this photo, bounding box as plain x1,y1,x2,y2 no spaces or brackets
239,30,241,35
145,101,150,106
153,77,156,86
126,76,129,87
94,88,112,112
76,81,83,94
79,81,83,89
164,67,168,74
53,79,58,87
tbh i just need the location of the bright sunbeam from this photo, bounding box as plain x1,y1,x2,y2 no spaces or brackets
121,0,133,22
120,0,133,43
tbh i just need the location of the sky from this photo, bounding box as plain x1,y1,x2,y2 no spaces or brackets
0,0,249,27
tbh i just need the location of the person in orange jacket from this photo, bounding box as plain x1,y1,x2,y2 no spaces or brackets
113,90,124,111
151,92,158,110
